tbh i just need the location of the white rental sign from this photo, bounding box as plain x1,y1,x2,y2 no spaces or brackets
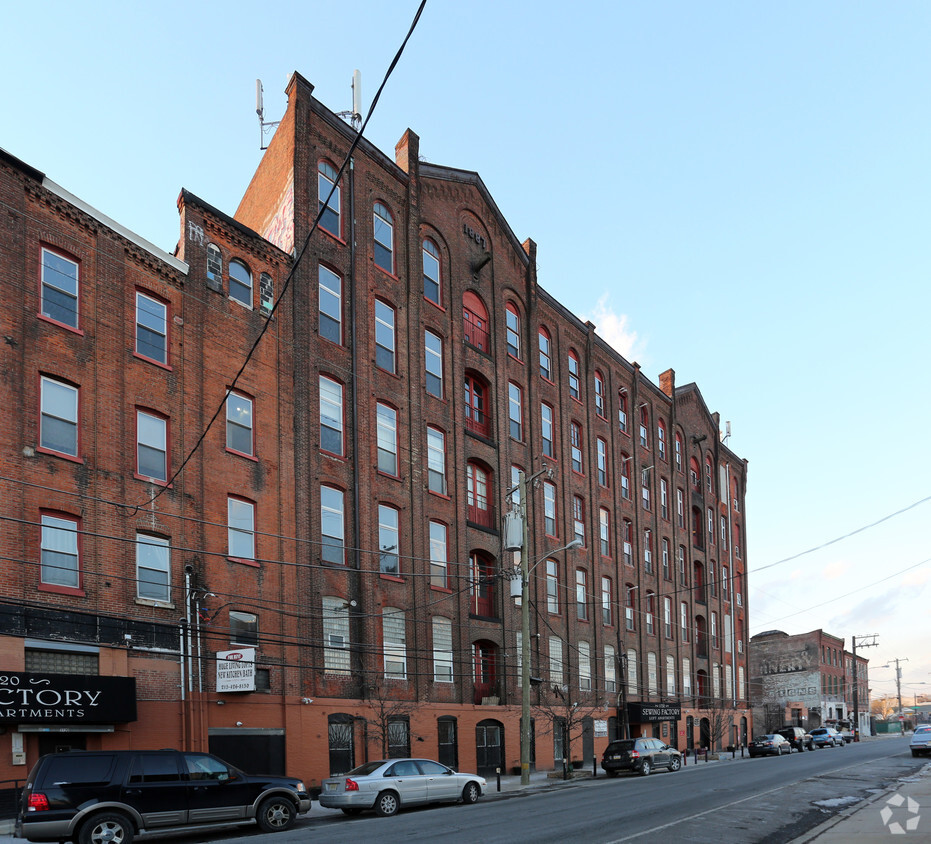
216,648,256,693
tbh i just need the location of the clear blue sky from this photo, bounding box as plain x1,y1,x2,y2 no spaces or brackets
6,1,930,700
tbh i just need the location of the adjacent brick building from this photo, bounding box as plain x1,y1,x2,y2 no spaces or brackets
750,629,870,736
0,71,751,789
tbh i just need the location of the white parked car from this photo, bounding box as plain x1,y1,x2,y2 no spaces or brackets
910,724,931,757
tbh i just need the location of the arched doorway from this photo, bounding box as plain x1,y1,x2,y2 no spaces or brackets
740,716,748,747
700,717,711,749
686,715,695,750
475,719,504,777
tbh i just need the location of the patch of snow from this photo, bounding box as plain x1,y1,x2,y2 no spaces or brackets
812,796,860,809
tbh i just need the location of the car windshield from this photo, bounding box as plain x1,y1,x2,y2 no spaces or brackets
346,760,387,777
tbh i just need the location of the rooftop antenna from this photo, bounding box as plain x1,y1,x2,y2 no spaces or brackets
256,79,281,150
721,421,731,444
337,70,362,131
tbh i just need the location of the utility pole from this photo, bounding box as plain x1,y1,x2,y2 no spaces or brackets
885,657,909,722
851,634,877,742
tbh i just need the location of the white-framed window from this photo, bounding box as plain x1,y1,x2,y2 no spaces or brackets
432,617,454,682
627,649,637,695
549,636,563,684
423,239,441,304
541,403,555,457
708,507,715,544
680,601,689,643
573,496,585,546
660,478,669,519
318,264,342,344
40,513,80,589
643,529,653,572
505,303,521,359
683,658,692,696
373,202,394,273
568,351,580,399
721,515,727,543
601,575,612,624
599,509,610,558
677,488,685,527
227,497,255,561
508,382,522,440
594,372,606,417
543,481,557,536
226,391,254,456
378,504,400,575
723,565,730,601
207,243,223,285
429,521,448,588
597,438,608,486
711,611,719,649
576,568,588,620
321,486,345,565
228,259,252,308
425,330,444,397
427,427,447,494
322,597,351,675
738,665,745,700
319,376,344,456
540,559,560,617
136,533,170,602
666,654,676,695
318,160,341,237
570,422,583,473
658,420,667,460
539,328,551,379
135,291,168,364
376,403,398,476
664,596,672,638
383,607,407,678
375,300,396,372
605,645,617,692
136,410,168,482
662,538,671,580
620,455,630,499
579,641,592,690
40,247,79,328
618,391,629,433
40,376,78,457
645,591,655,634
647,652,658,694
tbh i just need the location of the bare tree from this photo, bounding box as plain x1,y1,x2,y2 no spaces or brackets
360,676,419,759
532,685,606,779
870,695,897,720
701,694,733,751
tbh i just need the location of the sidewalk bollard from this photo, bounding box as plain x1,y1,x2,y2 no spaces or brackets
731,746,736,759
593,757,597,778
496,767,501,792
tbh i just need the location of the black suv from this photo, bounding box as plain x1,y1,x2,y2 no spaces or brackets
776,726,814,752
602,738,682,777
15,749,311,843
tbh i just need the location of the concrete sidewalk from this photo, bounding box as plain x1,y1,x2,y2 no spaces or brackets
789,760,931,843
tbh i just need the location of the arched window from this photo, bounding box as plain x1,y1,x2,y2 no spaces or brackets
645,591,655,634
228,260,252,308
594,371,606,417
618,390,629,433
373,202,394,273
689,456,701,491
464,372,491,438
691,506,703,549
568,351,580,400
705,454,714,495
541,402,555,458
570,422,583,473
620,453,631,500
643,529,653,572
463,291,489,353
625,584,636,631
623,520,633,566
423,239,441,304
539,327,552,380
469,552,495,617
505,302,521,359
731,476,741,512
206,243,223,289
639,405,649,448
466,461,493,528
657,419,667,460
318,160,341,237
675,431,683,471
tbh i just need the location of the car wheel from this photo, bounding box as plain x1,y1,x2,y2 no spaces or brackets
375,791,400,817
461,782,480,804
78,812,134,844
640,760,652,776
256,796,297,833
669,756,681,772
341,808,362,816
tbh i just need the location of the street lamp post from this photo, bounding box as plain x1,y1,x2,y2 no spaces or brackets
515,470,582,787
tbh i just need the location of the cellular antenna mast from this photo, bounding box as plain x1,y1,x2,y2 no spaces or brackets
256,79,281,150
337,70,363,131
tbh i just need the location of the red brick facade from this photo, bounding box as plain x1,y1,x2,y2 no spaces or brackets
0,71,750,790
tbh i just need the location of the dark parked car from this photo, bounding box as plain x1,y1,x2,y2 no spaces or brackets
748,734,791,757
601,738,682,777
810,727,845,748
776,727,814,752
15,749,310,844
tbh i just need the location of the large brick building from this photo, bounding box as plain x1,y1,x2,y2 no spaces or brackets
0,71,750,788
749,629,870,736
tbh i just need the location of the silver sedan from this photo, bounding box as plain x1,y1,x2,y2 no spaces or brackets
319,758,486,817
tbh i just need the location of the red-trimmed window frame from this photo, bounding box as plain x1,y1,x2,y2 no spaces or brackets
38,373,82,463
568,350,581,401
134,288,171,369
38,509,84,596
134,407,170,486
505,302,522,361
226,388,256,460
38,244,82,334
319,374,345,458
227,494,258,566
